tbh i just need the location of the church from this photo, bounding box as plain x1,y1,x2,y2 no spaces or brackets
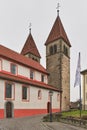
0,10,71,118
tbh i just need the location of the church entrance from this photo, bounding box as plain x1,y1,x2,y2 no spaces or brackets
47,102,51,113
6,102,13,118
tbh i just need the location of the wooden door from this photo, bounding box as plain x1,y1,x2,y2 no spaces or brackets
47,102,51,113
6,102,12,118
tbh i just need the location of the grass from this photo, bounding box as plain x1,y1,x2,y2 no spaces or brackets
62,110,87,118
43,110,87,122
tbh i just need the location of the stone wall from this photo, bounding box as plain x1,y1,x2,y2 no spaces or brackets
46,39,70,111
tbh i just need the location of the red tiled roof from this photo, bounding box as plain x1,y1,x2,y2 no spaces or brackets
0,44,47,74
0,71,60,92
45,16,71,47
21,33,41,58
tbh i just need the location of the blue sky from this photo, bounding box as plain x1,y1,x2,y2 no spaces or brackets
0,0,87,101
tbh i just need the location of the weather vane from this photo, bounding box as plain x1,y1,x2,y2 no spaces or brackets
29,23,32,33
56,3,60,16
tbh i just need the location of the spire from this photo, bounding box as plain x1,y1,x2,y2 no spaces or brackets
45,16,71,47
21,33,41,58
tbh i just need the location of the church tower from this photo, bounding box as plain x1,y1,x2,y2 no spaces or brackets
45,11,71,111
21,30,41,63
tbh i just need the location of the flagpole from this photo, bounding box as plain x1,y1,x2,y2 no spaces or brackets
79,53,81,120
80,84,81,119
79,52,81,120
74,52,81,120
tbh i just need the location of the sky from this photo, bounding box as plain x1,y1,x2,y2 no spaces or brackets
0,0,87,101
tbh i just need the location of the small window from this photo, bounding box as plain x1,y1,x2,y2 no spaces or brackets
22,86,29,101
65,47,68,56
63,45,68,56
11,63,17,75
30,70,34,79
54,45,57,53
5,82,14,99
41,74,44,82
50,46,53,55
38,90,42,99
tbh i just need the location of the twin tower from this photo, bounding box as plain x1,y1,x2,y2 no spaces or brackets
21,14,71,111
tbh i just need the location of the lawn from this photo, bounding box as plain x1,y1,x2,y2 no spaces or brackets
62,110,87,118
43,110,87,122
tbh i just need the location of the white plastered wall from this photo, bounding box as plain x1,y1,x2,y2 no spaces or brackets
0,79,60,110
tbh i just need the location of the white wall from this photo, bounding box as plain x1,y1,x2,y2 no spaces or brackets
0,79,60,110
0,58,48,84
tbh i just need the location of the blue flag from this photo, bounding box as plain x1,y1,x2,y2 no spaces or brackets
74,52,81,87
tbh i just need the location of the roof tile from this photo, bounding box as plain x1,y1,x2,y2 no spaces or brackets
45,16,71,47
21,33,41,58
0,44,47,74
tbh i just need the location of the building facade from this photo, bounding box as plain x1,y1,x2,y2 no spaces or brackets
0,44,60,118
0,13,71,118
81,69,87,110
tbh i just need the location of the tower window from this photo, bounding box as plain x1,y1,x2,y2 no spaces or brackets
65,47,68,56
63,45,68,56
49,45,57,55
50,46,53,55
54,45,57,53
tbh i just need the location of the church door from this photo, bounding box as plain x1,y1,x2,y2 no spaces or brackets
6,102,12,118
47,102,51,113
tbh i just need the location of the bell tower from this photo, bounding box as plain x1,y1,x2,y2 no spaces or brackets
45,10,71,111
21,25,41,63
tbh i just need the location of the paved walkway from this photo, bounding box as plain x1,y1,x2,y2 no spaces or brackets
0,115,86,130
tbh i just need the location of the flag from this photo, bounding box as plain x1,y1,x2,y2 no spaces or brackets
74,52,81,87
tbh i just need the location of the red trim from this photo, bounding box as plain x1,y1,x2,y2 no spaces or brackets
0,109,4,119
0,108,60,119
0,71,60,92
14,109,60,118
18,74,29,80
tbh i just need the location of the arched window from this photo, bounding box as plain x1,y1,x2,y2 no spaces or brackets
38,90,42,99
50,46,53,55
54,45,57,53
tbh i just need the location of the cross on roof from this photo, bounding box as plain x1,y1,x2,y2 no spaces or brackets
29,23,32,33
56,3,60,16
